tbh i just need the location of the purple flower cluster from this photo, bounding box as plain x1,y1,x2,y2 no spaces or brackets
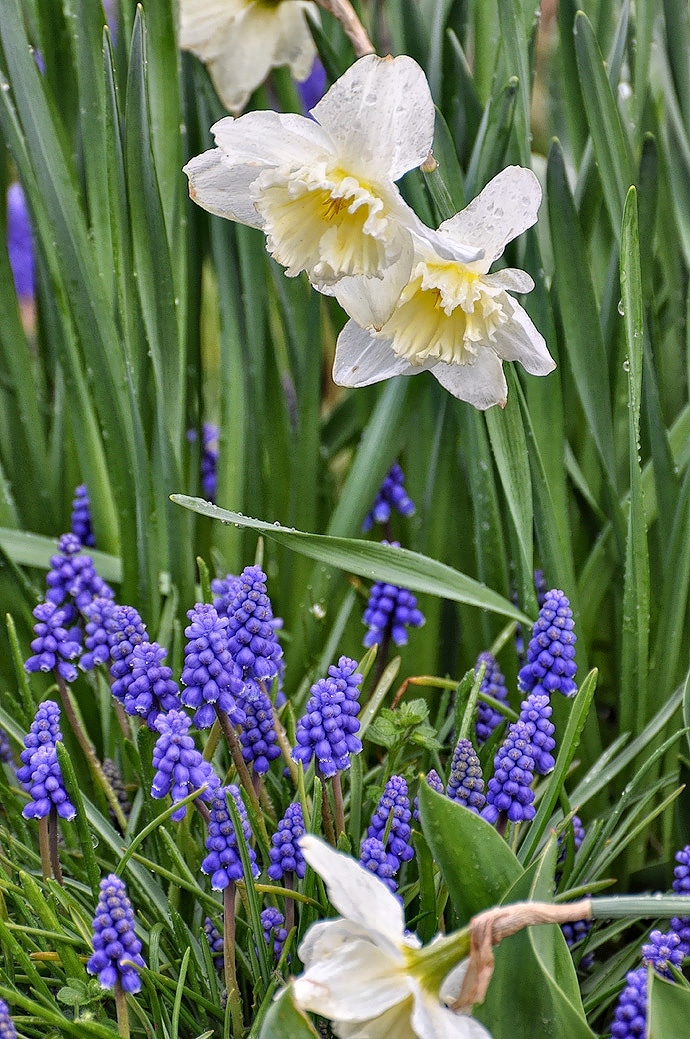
16,700,62,783
188,423,219,501
446,738,485,813
240,682,280,774
180,603,245,729
367,775,414,869
80,597,116,671
292,656,362,777
0,728,12,765
518,589,577,698
671,845,690,955
362,462,415,532
475,651,509,745
45,533,112,623
359,836,399,893
201,785,259,889
0,997,17,1039
224,566,283,683
108,605,148,681
7,181,34,300
413,768,444,821
517,692,556,775
610,967,647,1039
70,484,95,547
87,874,145,993
17,701,74,820
261,907,288,959
481,720,536,825
24,602,82,682
641,929,684,977
204,917,224,970
362,557,425,648
150,710,220,821
118,642,181,728
268,802,306,882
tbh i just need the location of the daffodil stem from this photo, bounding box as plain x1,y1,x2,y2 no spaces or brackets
114,979,130,1039
313,0,375,58
224,882,244,1038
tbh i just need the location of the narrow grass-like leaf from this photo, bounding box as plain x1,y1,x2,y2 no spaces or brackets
619,187,650,733
465,76,518,200
496,0,533,166
55,743,101,902
171,496,530,624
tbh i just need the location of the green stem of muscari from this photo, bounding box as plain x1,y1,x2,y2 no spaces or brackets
114,979,130,1039
224,881,244,1039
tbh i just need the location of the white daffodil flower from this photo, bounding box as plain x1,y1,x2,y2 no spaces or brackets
184,55,482,328
292,835,493,1039
332,166,556,410
179,0,318,115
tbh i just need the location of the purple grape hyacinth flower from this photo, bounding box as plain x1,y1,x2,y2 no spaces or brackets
22,744,76,820
25,601,82,682
292,656,363,778
518,691,556,775
180,603,245,729
298,55,326,113
45,533,113,624
261,907,288,959
475,651,509,745
446,738,486,814
16,700,62,783
0,997,17,1039
201,785,259,889
240,681,281,774
367,775,414,867
118,642,181,728
71,484,95,547
211,573,242,617
641,929,684,977
481,719,536,825
671,844,690,956
268,801,306,881
518,589,577,698
413,768,444,821
225,565,283,683
362,462,415,532
87,874,145,993
362,557,425,648
108,605,148,680
7,181,34,300
188,423,220,501
204,917,224,970
80,597,116,671
151,710,220,821
359,836,399,893
610,967,647,1039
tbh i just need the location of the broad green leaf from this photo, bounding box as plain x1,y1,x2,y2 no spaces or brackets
0,527,122,583
497,0,534,166
649,970,690,1038
418,782,523,923
257,986,320,1039
465,76,518,200
170,496,531,624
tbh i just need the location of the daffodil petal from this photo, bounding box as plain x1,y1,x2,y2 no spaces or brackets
330,231,414,328
488,299,556,375
487,267,534,293
300,835,409,950
438,166,542,272
184,147,264,227
311,55,435,182
294,934,411,1020
332,997,418,1039
429,351,508,409
332,321,423,388
410,976,494,1039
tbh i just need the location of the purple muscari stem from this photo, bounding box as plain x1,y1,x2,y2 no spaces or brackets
0,997,18,1039
118,642,181,728
267,801,306,881
362,462,415,532
475,651,509,745
610,967,647,1039
16,700,62,783
641,929,684,977
481,720,536,826
261,907,287,959
70,484,95,547
224,565,283,683
201,785,259,889
45,533,113,624
22,744,76,820
151,710,220,820
108,605,148,679
518,589,577,698
87,874,145,993
518,691,556,775
362,556,425,648
446,738,486,814
7,181,34,300
80,597,116,671
413,769,444,821
204,917,224,970
180,603,245,729
359,836,399,893
292,656,362,777
368,775,414,868
240,680,281,774
24,602,82,682
671,844,690,956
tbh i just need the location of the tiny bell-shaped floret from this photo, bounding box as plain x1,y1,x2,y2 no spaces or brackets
87,874,145,993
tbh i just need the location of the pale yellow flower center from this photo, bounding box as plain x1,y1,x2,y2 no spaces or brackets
380,259,509,366
254,163,403,284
